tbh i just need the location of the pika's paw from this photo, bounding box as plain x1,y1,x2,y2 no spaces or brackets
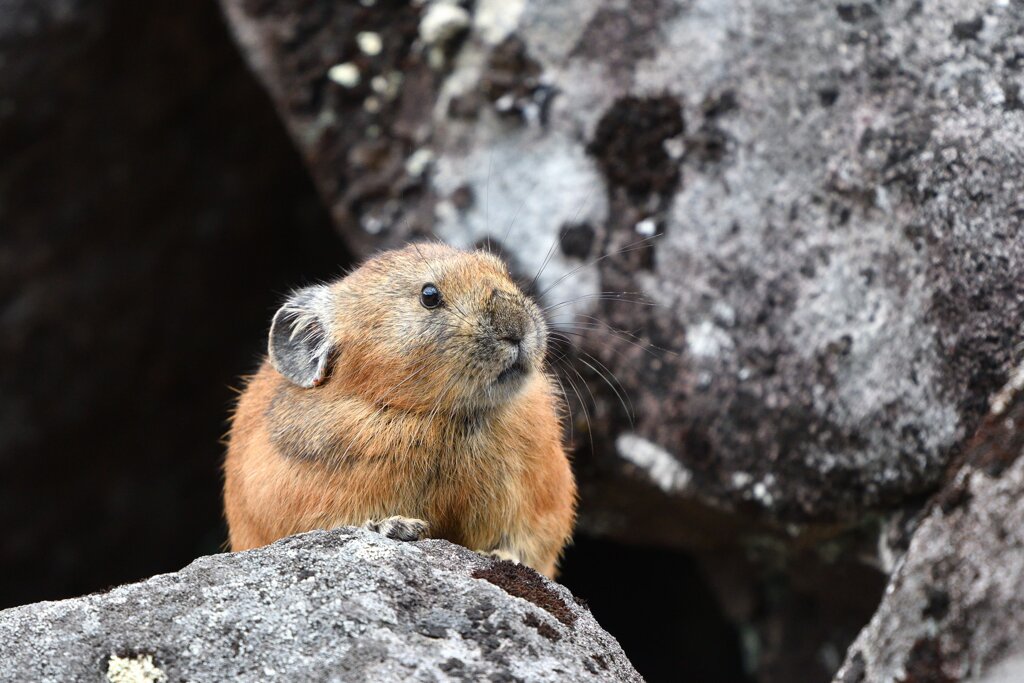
480,548,523,564
364,516,430,542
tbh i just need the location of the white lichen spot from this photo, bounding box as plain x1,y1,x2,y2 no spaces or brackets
428,46,447,70
106,654,167,683
978,652,1024,683
356,31,383,56
405,148,435,177
711,300,736,327
434,198,457,223
876,529,900,576
873,185,891,213
616,433,692,493
352,539,398,563
363,96,382,114
327,62,360,88
473,0,525,44
494,92,516,113
370,71,403,100
751,481,774,506
662,136,685,160
634,217,657,237
419,2,471,45
359,0,376,5
991,358,1024,416
362,214,385,234
731,471,753,488
687,320,734,359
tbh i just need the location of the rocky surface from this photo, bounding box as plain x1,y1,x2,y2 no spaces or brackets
220,0,1024,528
0,528,640,682
833,367,1024,683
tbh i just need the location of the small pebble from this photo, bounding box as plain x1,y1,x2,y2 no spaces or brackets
357,31,383,56
405,149,435,177
419,3,471,45
635,218,657,236
327,62,360,88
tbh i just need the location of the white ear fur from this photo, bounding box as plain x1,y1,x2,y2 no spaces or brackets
268,285,335,388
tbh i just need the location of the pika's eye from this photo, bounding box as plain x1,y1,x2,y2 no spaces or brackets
420,283,442,309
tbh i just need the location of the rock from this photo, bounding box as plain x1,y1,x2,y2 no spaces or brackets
219,0,1024,530
833,368,1024,683
0,528,640,682
0,0,105,93
419,2,471,47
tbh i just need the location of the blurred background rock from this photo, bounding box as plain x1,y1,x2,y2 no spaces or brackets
0,0,349,613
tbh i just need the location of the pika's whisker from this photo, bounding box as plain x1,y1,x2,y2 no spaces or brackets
536,233,661,301
542,293,654,313
486,154,493,238
553,320,672,359
501,177,539,249
529,190,592,294
548,368,575,446
550,333,634,425
550,351,594,457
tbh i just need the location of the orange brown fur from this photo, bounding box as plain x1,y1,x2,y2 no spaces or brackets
223,244,576,577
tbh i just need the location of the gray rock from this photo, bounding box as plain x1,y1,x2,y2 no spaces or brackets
219,0,1024,528
834,368,1024,683
0,528,640,682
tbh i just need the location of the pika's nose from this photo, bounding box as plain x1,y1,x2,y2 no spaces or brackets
489,289,527,345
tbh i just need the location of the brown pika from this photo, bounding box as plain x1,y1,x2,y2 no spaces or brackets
223,243,577,577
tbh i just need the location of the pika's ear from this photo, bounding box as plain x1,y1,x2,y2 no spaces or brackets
268,285,335,388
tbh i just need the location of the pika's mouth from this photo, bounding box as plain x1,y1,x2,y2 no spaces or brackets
496,357,528,383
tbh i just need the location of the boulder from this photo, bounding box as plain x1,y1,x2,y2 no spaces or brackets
834,367,1024,683
0,528,640,682
219,0,1024,529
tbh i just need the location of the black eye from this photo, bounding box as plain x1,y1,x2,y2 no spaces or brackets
420,283,442,309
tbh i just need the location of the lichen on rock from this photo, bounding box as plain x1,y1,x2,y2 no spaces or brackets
0,528,640,682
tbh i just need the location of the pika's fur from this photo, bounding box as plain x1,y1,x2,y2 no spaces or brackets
223,243,576,577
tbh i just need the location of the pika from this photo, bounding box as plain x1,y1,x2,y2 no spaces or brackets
223,243,576,577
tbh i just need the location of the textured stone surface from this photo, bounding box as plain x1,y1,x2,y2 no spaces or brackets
220,0,1024,528
0,528,640,682
834,368,1024,683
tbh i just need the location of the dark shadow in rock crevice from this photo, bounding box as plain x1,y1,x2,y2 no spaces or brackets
0,0,350,609
558,534,754,683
